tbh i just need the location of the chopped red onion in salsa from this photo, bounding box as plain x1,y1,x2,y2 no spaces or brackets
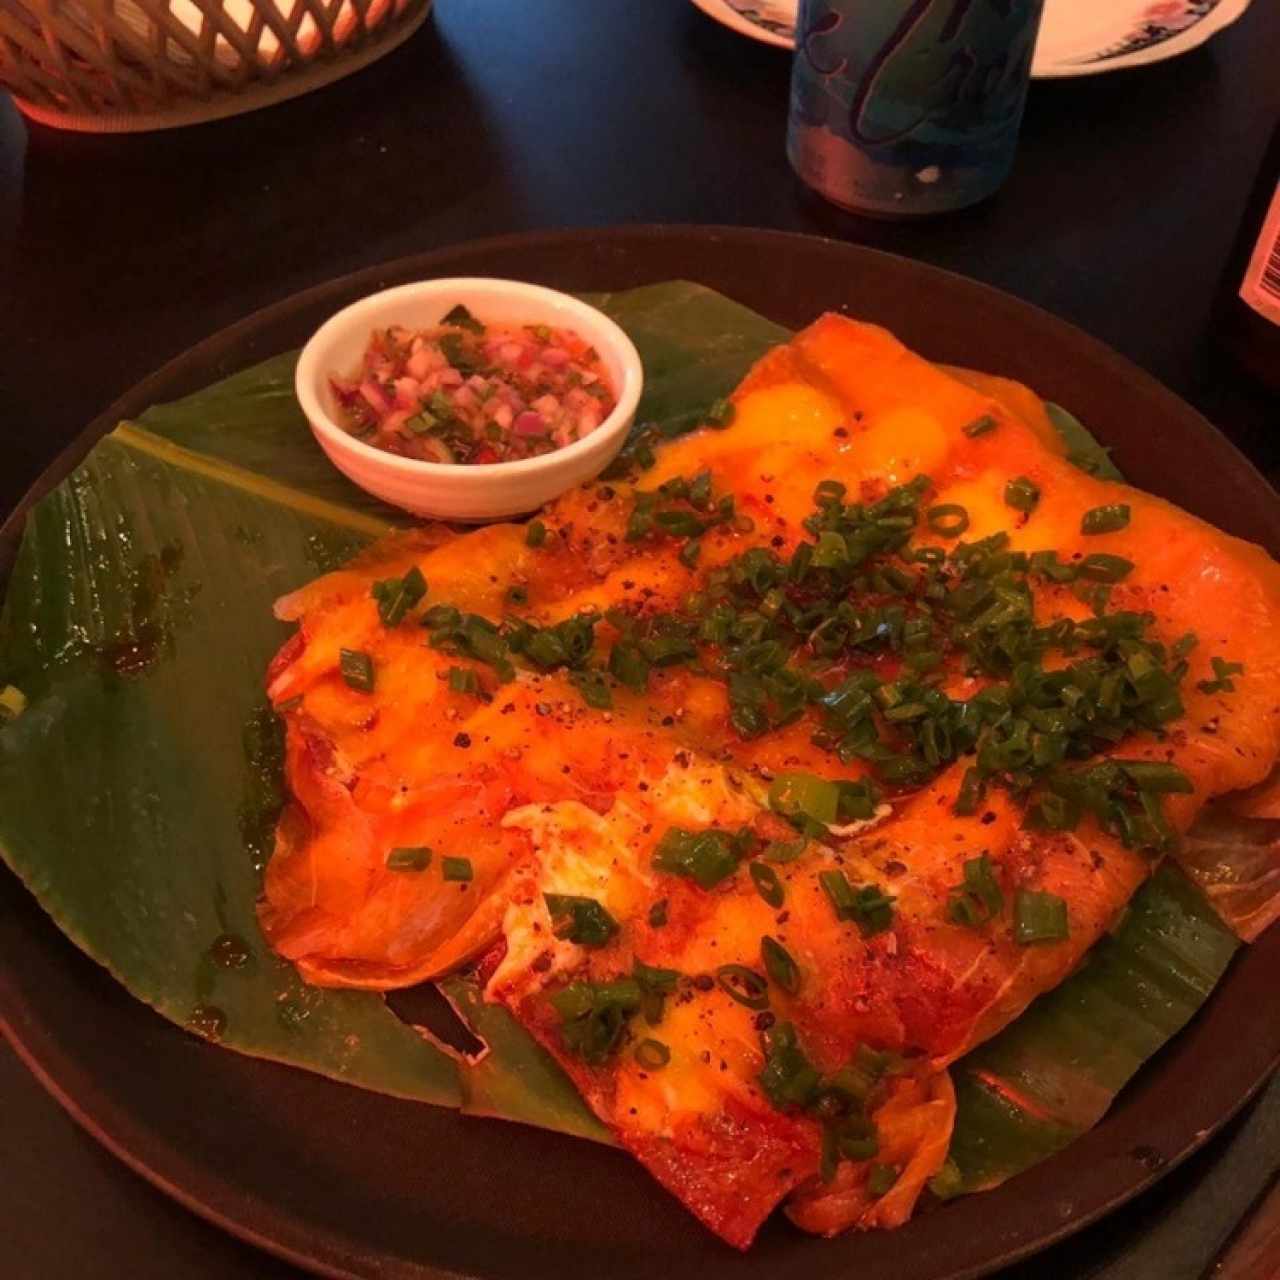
330,305,618,464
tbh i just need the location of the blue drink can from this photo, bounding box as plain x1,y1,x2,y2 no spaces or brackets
787,0,1046,217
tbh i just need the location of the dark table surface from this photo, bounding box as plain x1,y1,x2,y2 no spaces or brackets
2,1,1279,1277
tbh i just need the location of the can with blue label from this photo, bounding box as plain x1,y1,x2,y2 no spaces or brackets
787,0,1046,217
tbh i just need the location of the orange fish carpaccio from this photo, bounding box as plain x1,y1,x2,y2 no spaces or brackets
260,316,1280,1249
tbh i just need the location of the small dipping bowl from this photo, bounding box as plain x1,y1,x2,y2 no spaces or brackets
295,277,644,521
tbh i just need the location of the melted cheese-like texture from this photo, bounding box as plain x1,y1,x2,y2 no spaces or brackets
261,315,1280,1247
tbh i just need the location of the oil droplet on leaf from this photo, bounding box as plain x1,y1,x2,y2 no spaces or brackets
187,1004,227,1042
209,933,252,969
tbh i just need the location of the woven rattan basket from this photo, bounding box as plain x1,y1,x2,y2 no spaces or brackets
0,0,432,132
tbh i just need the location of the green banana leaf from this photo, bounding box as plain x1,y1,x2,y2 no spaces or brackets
0,281,783,1127
0,280,1249,1202
439,973,611,1144
947,863,1239,1193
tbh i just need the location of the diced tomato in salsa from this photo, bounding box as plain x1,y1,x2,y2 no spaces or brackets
330,305,617,464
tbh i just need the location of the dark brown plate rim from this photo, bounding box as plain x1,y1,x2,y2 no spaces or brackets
1,225,1278,1280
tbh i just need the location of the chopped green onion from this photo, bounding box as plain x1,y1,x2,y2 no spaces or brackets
715,964,771,1010
544,894,618,947
386,846,432,872
1004,476,1040,514
1081,504,1131,535
441,856,473,883
1198,656,1245,694
927,504,970,538
652,826,746,889
811,531,850,569
648,899,669,928
422,603,461,629
867,1163,900,1197
633,961,680,1025
339,648,375,693
763,839,808,864
678,539,702,569
609,641,651,691
963,415,997,437
634,1038,671,1070
371,566,427,627
1078,553,1134,583
655,509,707,538
1118,760,1194,793
946,854,1004,928
761,936,800,994
953,766,985,817
835,1115,880,1161
403,411,436,435
525,519,549,548
770,772,838,827
1013,888,1069,944
758,1021,821,1111
441,303,485,333
570,668,614,710
750,861,785,908
447,666,482,697
551,979,641,1064
820,870,895,936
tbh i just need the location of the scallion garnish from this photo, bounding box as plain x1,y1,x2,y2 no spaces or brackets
1004,476,1040,514
447,666,482,697
963,414,997,437
371,565,427,627
647,898,669,928
946,853,1003,928
1013,888,1069,944
525,519,548,548
762,839,808,864
634,1038,671,1070
1078,553,1134,583
678,538,702,569
769,772,879,832
386,846,432,872
819,870,895,936
927,503,970,538
1081,503,1131,535
442,856,473,883
544,894,618,948
1118,760,1194,793
715,963,771,1010
570,668,613,710
761,936,800,994
440,303,485,334
339,648,375,693
953,766,985,817
757,1021,821,1110
652,826,749,889
1198,656,1245,694
750,861,785,908
551,979,641,1064
633,961,680,1025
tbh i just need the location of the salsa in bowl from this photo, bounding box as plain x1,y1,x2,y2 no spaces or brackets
296,278,643,520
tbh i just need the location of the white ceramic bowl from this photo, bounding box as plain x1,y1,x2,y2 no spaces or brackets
295,277,644,521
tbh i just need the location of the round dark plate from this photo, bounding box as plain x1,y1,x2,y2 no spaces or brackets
2,227,1278,1280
